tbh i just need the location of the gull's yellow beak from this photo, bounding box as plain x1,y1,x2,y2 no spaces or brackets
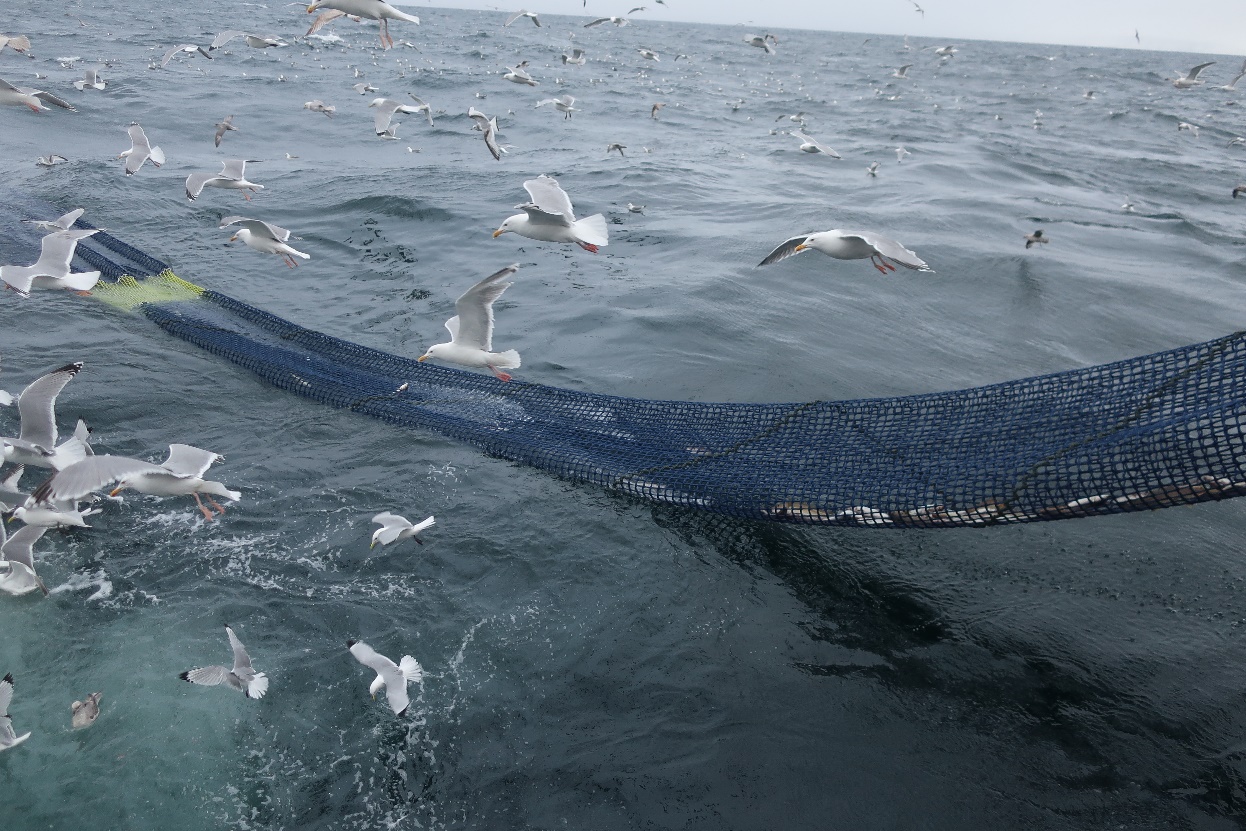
6,515,14,524
417,354,429,362
306,3,316,11
109,486,124,497
794,244,807,252
492,229,504,238
229,234,238,242
370,540,377,549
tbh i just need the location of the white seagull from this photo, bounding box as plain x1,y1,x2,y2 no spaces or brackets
468,107,506,160
209,31,288,50
35,154,69,168
892,64,912,79
0,230,101,297
418,264,522,381
0,76,76,112
118,124,165,175
0,674,31,752
303,99,335,117
185,159,263,202
220,216,310,268
503,64,538,86
160,43,212,69
759,229,933,274
1216,59,1246,91
214,114,238,147
306,0,420,50
348,639,422,716
21,207,83,233
0,524,49,597
180,627,269,699
0,363,85,471
744,35,775,54
371,512,436,548
638,48,659,61
535,94,577,119
561,48,586,65
792,130,840,158
70,693,103,730
505,10,541,27
32,443,241,521
369,97,431,137
585,16,628,27
895,145,911,162
73,67,105,91
1171,61,1215,89
493,175,608,252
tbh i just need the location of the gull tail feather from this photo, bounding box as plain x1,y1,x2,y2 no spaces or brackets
573,214,609,246
399,656,423,683
494,350,521,369
61,271,101,292
149,146,166,167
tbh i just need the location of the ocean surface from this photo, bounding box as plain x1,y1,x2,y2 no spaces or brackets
3,2,1246,828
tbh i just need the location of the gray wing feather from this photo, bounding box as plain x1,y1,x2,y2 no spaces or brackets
219,216,290,242
163,444,222,477
183,665,231,687
185,172,215,200
0,525,47,569
0,676,12,718
851,232,932,271
32,454,167,503
372,100,399,133
54,208,84,230
219,159,250,180
453,265,519,351
523,175,576,220
517,203,572,227
757,234,813,266
210,31,247,49
226,627,253,672
17,363,82,448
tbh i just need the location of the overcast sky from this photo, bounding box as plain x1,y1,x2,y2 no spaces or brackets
398,0,1245,56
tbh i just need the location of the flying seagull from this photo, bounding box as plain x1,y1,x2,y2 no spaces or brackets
759,229,933,274
370,513,435,548
348,640,422,716
418,264,522,381
180,626,269,699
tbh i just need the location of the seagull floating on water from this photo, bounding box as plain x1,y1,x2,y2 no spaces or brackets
35,154,68,168
70,693,103,730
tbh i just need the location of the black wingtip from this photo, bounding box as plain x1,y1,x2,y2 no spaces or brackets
2,673,13,685
56,362,85,376
346,639,358,648
397,705,409,718
178,671,191,682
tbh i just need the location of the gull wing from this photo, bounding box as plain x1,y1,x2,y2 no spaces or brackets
1,525,47,570
306,9,347,36
467,106,489,130
504,10,526,26
0,76,20,93
17,362,83,449
849,232,933,272
517,202,572,227
372,99,400,133
584,17,612,27
181,665,231,687
23,89,75,111
34,230,95,274
560,95,576,107
31,454,168,503
522,175,576,221
210,30,247,50
1184,61,1215,80
757,234,814,267
185,172,217,200
482,123,502,160
219,159,252,180
452,264,519,351
161,44,210,68
220,216,290,242
407,95,433,125
0,674,27,748
162,444,222,477
226,627,254,673
53,208,84,230
794,130,841,158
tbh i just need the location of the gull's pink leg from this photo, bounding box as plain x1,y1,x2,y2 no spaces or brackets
578,242,599,253
207,496,226,515
193,493,216,521
242,191,252,201
489,365,512,382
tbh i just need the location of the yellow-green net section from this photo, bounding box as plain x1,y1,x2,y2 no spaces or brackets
93,270,206,312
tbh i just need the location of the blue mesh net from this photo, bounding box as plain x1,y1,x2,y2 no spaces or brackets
8,197,1246,527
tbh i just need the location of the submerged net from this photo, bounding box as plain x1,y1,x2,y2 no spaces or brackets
8,198,1246,527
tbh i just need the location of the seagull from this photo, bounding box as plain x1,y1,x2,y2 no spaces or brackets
607,142,626,156
70,693,103,730
535,94,576,119
503,64,538,86
650,102,665,119
792,130,840,158
628,5,647,11
352,82,378,94
0,35,33,56
1216,59,1246,91
418,264,522,381
758,230,933,274
638,48,659,61
866,161,880,176
1171,61,1215,89
493,175,609,253
895,145,911,162
584,16,628,27
21,207,83,233
0,674,31,752
214,114,238,147
118,124,165,175
892,64,912,79
504,9,541,27
209,31,287,50
35,154,69,168
744,35,775,54
1024,230,1048,248
0,525,49,597
369,97,431,136
0,467,24,509
186,159,263,201
306,0,420,50
933,45,957,58
31,444,240,520
370,512,435,548
1228,137,1245,148
303,99,335,117
72,67,104,90
0,230,101,297
911,0,924,16
180,627,269,699
160,43,212,69
468,107,507,160
776,111,806,124
1121,196,1135,212
220,216,309,268
0,77,75,112
0,363,85,471
561,48,586,65
1232,185,1245,199
347,640,422,716
1177,121,1199,137
626,202,644,213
